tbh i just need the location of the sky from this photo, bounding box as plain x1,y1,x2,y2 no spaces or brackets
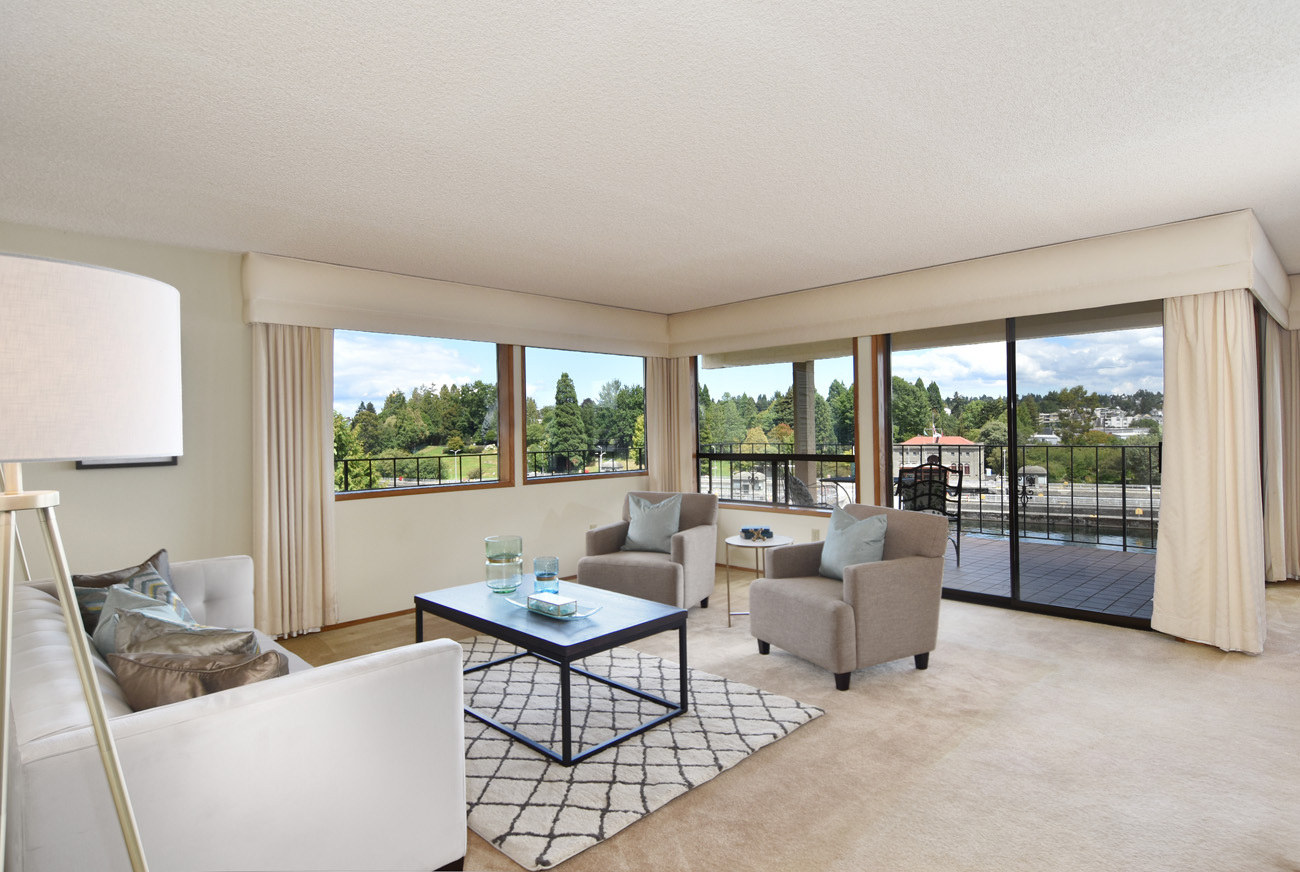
334,332,648,416
891,327,1164,399
334,331,498,416
697,357,856,402
334,326,1164,418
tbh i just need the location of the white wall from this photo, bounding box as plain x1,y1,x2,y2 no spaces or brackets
1,222,253,576
0,222,661,623
336,475,647,620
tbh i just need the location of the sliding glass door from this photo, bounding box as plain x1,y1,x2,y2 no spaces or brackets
889,304,1163,628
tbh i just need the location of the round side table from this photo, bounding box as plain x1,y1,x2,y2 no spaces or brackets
723,534,794,627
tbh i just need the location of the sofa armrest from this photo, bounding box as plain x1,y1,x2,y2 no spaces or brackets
586,520,630,556
18,640,467,872
764,541,825,579
841,555,944,663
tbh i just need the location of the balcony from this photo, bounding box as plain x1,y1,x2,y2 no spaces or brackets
697,443,857,508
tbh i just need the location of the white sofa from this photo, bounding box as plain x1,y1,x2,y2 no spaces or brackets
5,555,468,872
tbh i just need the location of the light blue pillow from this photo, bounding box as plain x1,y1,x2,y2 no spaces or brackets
819,507,888,580
622,493,682,553
123,565,194,625
93,585,191,658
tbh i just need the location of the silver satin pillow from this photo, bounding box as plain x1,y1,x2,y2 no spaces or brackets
114,611,259,658
107,651,289,711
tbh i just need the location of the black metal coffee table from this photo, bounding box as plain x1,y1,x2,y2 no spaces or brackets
415,578,688,765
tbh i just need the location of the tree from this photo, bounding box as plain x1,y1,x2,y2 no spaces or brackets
979,418,1009,476
546,372,589,471
333,412,372,491
770,422,795,444
926,380,943,413
524,396,547,449
351,406,384,455
1055,385,1099,444
814,392,833,445
891,376,930,442
380,389,407,418
829,380,855,445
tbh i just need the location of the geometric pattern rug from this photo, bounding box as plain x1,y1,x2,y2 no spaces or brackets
462,636,823,870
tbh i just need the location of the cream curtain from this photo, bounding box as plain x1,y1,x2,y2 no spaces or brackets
252,323,338,636
645,357,697,492
1152,289,1266,653
1262,317,1287,581
1267,320,1300,580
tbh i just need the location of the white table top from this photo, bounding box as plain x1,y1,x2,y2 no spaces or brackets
724,534,795,549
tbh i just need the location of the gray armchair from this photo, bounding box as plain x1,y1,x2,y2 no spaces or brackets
750,504,948,690
577,491,719,609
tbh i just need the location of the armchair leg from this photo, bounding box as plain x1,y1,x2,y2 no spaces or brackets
914,652,930,670
700,596,709,608
757,640,770,655
437,857,465,871
834,672,850,691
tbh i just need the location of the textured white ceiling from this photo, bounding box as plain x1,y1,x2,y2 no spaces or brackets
3,1,1300,316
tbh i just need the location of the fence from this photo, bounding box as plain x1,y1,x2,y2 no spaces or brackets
525,446,646,478
335,452,496,492
893,442,1161,550
697,445,857,508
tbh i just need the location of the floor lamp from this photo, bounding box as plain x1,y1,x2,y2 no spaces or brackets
1,254,183,872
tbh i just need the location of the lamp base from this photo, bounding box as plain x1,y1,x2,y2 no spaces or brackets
1,472,149,871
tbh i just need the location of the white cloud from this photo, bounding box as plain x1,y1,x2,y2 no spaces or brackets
893,328,1163,399
333,332,495,415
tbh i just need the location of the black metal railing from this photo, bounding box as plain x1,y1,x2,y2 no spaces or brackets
891,443,1161,551
697,446,857,508
525,446,646,478
335,452,497,492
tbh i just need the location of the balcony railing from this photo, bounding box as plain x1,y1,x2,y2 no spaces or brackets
335,452,496,493
525,446,646,478
698,444,857,508
893,442,1161,551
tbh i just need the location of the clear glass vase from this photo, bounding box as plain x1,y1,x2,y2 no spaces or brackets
484,535,523,593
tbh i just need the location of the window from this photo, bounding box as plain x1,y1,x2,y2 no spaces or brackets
333,331,507,494
697,354,856,508
523,348,646,479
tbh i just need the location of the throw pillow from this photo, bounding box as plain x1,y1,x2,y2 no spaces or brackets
622,493,682,553
92,585,191,658
71,548,173,630
818,507,889,580
107,650,289,711
114,611,259,658
122,565,195,625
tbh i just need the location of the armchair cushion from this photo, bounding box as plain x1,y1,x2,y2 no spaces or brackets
622,492,681,552
819,507,888,579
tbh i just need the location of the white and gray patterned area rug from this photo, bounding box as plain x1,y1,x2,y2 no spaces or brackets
462,636,822,870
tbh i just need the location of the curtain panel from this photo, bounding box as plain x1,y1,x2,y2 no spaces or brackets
645,357,697,492
252,323,338,636
1263,317,1287,581
1152,289,1266,653
1266,320,1300,580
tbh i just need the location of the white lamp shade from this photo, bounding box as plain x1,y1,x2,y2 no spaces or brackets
0,254,183,463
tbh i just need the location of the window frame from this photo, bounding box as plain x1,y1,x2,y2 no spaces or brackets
334,341,515,501
520,347,649,486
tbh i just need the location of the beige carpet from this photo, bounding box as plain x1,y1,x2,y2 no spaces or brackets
287,575,1300,871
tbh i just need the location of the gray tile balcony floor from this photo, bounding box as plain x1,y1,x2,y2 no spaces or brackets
943,534,1155,621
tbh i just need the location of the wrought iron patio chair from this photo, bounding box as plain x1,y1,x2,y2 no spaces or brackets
895,461,963,565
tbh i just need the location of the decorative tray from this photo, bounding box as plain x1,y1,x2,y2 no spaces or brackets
505,595,602,620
